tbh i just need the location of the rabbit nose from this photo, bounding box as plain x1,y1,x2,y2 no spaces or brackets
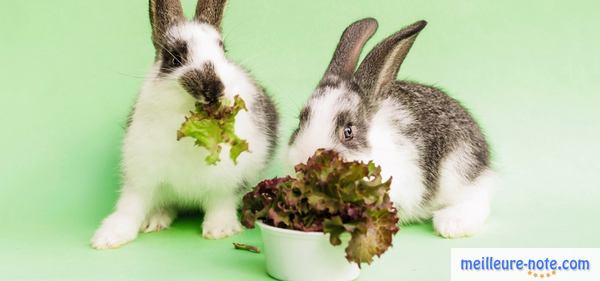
179,63,224,104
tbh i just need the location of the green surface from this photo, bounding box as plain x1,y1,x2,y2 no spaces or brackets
1,0,599,280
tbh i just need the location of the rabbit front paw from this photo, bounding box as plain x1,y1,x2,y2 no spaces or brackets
91,213,140,249
140,208,175,233
202,214,242,239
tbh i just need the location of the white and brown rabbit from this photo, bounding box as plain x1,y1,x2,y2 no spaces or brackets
287,18,495,238
91,0,278,249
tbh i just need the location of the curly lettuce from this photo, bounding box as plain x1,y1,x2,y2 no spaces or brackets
177,95,249,165
241,149,399,266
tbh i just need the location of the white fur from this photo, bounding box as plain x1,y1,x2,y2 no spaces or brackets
433,169,495,238
92,22,273,249
430,135,497,237
287,86,355,163
288,92,495,238
359,100,430,222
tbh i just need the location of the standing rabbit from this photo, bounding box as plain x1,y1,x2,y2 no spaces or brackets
287,18,495,238
92,0,278,249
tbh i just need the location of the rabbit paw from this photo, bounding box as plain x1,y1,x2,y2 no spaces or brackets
140,209,175,233
433,206,483,238
91,214,140,249
202,215,242,239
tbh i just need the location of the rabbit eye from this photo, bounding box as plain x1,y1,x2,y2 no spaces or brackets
161,49,184,71
343,126,353,141
159,41,188,74
168,52,183,67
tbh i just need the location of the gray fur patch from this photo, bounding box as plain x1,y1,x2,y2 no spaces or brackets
317,76,342,89
322,18,378,80
195,0,227,30
178,63,224,103
252,87,279,164
379,81,490,199
125,104,135,129
288,128,300,146
288,106,310,146
149,0,185,51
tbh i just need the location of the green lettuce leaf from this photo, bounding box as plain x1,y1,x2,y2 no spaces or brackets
177,95,249,165
241,149,399,266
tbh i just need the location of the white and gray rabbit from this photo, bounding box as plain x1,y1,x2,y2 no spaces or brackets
287,18,495,238
92,0,278,249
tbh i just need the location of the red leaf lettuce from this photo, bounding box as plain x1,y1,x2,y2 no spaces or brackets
241,149,399,266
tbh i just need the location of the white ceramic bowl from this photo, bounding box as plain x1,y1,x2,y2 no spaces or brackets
257,221,360,281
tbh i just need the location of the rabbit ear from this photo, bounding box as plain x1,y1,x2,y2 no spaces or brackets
149,0,184,47
322,18,378,81
195,0,227,30
354,20,427,95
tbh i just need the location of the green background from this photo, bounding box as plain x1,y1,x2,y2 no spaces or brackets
1,0,599,280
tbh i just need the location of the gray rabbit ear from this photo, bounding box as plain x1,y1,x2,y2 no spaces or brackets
354,20,427,95
149,0,185,48
323,18,378,81
195,0,227,30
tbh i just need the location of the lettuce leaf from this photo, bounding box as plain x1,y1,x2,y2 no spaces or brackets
241,149,399,266
177,95,249,165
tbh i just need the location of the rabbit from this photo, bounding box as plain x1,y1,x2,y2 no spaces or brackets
91,0,279,249
287,18,495,238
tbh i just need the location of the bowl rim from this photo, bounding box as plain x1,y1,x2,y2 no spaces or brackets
256,220,327,238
